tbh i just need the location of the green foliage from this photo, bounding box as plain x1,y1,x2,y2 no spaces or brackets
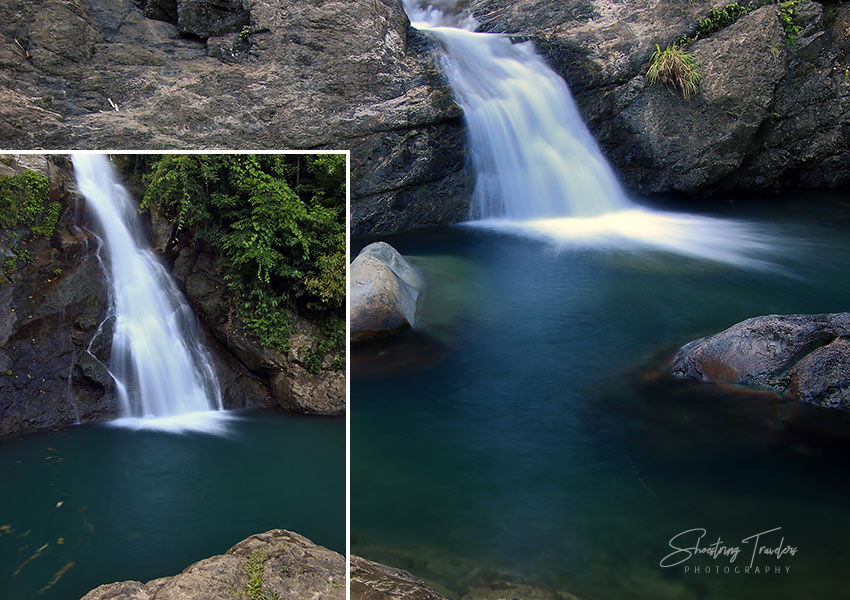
694,3,751,41
31,201,61,238
3,248,32,279
779,0,807,45
242,549,281,600
140,154,346,360
0,170,62,283
53,267,62,276
675,1,810,48
0,170,51,231
303,315,345,374
647,44,701,100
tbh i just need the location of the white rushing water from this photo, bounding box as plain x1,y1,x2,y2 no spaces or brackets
405,2,778,268
73,155,229,434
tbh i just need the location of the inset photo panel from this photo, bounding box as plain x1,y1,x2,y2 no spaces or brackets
0,152,346,599
349,2,850,600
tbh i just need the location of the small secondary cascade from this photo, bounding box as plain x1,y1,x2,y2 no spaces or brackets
73,155,223,426
404,1,629,220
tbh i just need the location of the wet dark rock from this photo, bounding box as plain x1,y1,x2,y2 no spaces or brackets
166,241,345,416
351,242,423,344
672,313,850,411
81,529,345,600
136,0,178,23
0,154,114,436
177,0,248,39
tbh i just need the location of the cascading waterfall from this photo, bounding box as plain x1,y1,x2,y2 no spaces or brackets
405,2,778,268
73,154,227,433
405,1,628,220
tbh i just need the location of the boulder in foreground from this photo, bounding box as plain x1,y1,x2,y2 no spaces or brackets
351,242,423,344
671,313,850,411
80,529,344,600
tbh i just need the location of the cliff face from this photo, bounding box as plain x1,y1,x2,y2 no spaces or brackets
0,154,112,436
0,0,472,234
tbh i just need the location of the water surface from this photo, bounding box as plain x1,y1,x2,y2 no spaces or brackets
0,410,344,600
352,196,850,599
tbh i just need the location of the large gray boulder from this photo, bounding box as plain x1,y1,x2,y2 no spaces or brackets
80,530,345,600
671,313,850,411
351,242,423,344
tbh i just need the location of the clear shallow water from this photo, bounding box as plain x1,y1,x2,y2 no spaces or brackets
0,410,343,600
352,197,850,599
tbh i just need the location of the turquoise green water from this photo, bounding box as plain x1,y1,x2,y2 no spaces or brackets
0,410,344,600
352,197,850,599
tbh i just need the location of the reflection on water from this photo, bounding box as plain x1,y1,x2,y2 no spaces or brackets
352,198,850,600
467,208,781,269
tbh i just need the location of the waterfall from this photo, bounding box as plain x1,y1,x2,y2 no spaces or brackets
73,154,227,432
405,2,629,220
405,2,778,269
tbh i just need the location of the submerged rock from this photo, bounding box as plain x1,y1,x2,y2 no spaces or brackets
671,313,850,411
351,242,423,344
350,555,448,600
80,529,345,600
350,556,582,600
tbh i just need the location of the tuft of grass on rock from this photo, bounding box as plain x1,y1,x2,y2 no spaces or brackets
243,549,282,600
647,44,701,101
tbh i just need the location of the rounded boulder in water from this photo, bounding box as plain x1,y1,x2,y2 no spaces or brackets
350,242,423,344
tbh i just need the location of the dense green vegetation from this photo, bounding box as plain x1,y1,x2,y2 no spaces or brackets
126,154,346,367
647,44,701,100
0,169,61,281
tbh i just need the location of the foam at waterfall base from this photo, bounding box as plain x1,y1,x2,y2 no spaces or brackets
107,410,237,435
464,209,780,269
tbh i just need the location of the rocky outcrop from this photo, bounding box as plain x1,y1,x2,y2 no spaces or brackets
81,529,345,600
671,313,850,411
471,0,850,196
351,556,448,600
0,154,114,436
351,242,423,344
163,234,345,416
0,0,472,235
